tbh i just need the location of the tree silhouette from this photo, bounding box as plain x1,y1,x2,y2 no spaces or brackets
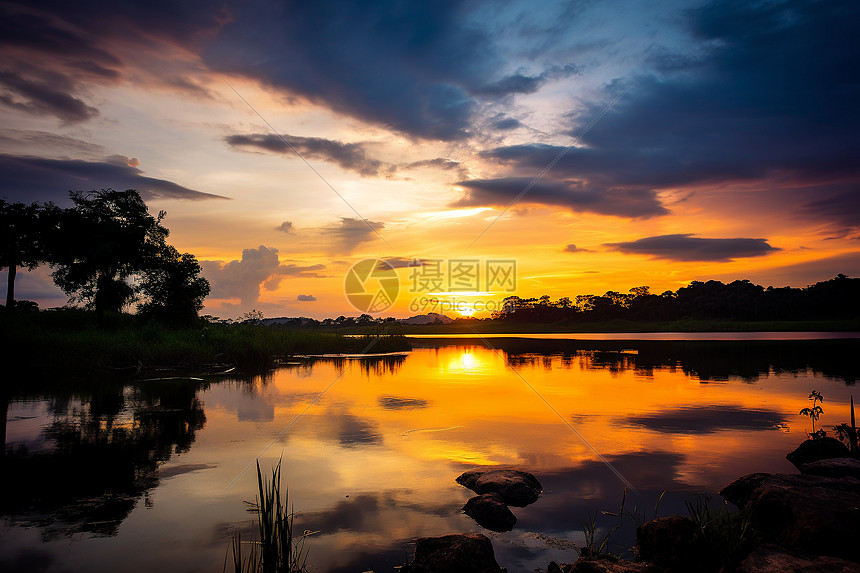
50,190,169,318
138,245,210,325
0,199,53,309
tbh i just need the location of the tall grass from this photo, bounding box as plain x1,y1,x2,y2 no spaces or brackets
1,309,410,378
227,460,311,573
685,496,755,572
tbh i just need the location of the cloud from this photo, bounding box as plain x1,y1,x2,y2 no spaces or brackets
0,69,98,123
201,245,326,306
0,129,106,159
274,221,293,233
383,257,424,269
563,244,592,253
492,117,522,130
604,234,780,262
321,217,385,254
625,405,786,434
226,133,387,177
296,294,316,302
451,177,668,218
0,154,226,203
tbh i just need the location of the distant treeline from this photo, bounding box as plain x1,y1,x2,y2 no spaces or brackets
492,275,860,323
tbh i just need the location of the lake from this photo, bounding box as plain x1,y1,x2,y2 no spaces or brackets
2,335,858,572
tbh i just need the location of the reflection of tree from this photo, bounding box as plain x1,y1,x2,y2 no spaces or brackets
2,379,207,538
494,339,859,384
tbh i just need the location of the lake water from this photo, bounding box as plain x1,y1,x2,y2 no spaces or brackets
3,336,858,572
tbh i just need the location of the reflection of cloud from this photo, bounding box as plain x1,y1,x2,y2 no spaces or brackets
337,413,382,447
604,234,780,262
378,396,429,410
625,405,786,434
0,153,225,203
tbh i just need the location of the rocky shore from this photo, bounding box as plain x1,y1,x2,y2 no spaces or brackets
401,438,860,573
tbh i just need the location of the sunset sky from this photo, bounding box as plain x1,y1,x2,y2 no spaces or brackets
1,0,858,318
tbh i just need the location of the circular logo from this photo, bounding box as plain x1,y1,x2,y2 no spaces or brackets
344,259,400,313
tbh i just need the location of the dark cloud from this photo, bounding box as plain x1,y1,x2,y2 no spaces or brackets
226,133,387,177
402,157,461,171
478,1,860,232
201,245,326,305
625,405,786,434
604,234,780,262
0,130,106,158
275,221,293,233
0,69,98,123
492,117,522,130
322,217,386,253
0,154,226,203
296,294,316,302
563,244,592,253
451,177,668,218
377,396,429,410
204,1,576,140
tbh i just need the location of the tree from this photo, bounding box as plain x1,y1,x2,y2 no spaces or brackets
0,200,52,309
50,190,168,317
138,245,210,325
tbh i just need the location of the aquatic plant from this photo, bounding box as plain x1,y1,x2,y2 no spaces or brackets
226,460,312,573
685,496,755,572
833,395,858,455
799,390,825,438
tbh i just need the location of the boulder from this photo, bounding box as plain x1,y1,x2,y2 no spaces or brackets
400,533,504,573
800,457,860,480
735,543,860,573
636,516,709,572
463,492,517,532
456,469,542,506
720,473,860,562
786,438,851,470
559,557,657,572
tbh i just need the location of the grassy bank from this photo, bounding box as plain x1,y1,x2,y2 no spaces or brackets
374,317,860,335
1,309,410,378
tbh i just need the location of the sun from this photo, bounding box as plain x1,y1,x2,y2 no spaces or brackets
458,307,477,317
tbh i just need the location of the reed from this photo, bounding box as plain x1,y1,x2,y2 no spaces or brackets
226,460,311,573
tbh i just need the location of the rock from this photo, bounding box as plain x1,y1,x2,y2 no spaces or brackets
636,516,709,572
456,469,542,506
563,556,657,572
786,438,851,470
800,457,860,479
463,492,517,532
735,543,860,572
400,533,504,573
720,473,860,562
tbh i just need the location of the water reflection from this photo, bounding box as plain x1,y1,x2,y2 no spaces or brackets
3,378,207,538
413,338,860,383
2,340,858,573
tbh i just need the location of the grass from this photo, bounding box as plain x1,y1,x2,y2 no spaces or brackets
227,460,312,573
685,496,755,572
0,309,411,379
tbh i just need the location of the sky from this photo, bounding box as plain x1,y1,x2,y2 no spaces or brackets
1,0,859,319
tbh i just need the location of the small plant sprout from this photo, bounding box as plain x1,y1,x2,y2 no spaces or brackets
799,390,825,439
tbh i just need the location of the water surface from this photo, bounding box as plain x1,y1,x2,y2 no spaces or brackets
2,337,858,572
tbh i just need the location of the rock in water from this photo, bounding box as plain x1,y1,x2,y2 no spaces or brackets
456,469,542,506
400,533,504,573
463,493,517,532
800,457,860,480
786,438,851,469
735,544,860,573
720,473,860,562
636,516,708,572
